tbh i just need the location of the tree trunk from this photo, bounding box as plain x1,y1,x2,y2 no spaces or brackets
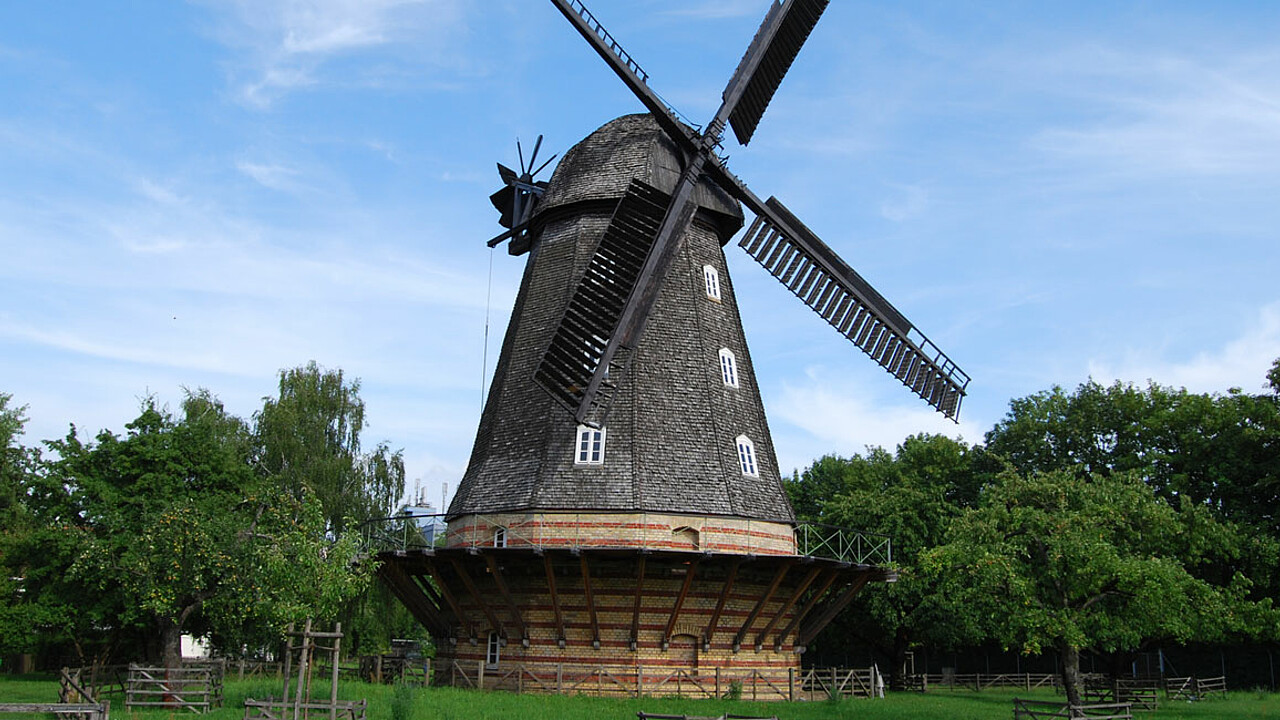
159,617,183,669
1059,640,1083,708
890,629,911,691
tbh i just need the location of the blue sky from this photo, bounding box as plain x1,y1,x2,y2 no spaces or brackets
3,1,1279,508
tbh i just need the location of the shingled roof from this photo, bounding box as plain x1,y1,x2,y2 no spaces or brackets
449,114,795,523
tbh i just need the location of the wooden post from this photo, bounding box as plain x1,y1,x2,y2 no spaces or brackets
281,624,295,716
293,619,311,720
636,664,643,698
715,667,720,699
374,656,382,685
477,660,485,690
788,667,795,701
557,663,563,695
329,623,341,720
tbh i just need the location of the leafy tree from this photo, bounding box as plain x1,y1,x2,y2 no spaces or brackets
254,362,406,654
255,362,405,536
985,377,1280,534
17,391,368,666
787,435,994,687
924,469,1277,706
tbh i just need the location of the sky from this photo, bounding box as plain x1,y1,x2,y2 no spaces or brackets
3,1,1279,510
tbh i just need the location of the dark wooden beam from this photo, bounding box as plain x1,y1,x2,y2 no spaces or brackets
377,561,448,637
630,555,647,649
425,560,471,639
662,559,700,647
704,558,741,647
775,567,839,647
799,572,873,646
484,553,529,645
580,554,601,648
449,557,505,638
543,554,566,647
733,562,790,651
755,565,821,649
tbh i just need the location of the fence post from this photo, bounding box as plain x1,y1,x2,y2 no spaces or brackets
557,663,563,695
477,660,485,690
636,664,642,698
789,667,795,701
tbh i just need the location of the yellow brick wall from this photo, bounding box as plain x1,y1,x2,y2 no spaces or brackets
446,511,797,555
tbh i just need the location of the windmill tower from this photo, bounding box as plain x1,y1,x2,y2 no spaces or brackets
377,0,967,695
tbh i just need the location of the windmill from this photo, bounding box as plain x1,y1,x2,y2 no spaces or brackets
376,0,962,695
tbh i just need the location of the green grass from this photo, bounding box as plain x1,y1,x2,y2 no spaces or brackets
1,676,1276,720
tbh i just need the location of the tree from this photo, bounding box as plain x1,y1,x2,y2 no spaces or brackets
255,362,405,536
924,469,1277,706
254,362,406,654
19,391,368,666
786,435,993,687
985,377,1280,534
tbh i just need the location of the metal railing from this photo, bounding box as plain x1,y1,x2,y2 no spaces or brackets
361,512,891,566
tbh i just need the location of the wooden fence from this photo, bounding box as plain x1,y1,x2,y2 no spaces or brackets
0,702,110,720
125,663,223,713
441,662,882,700
1013,697,1133,719
1084,676,1159,710
1165,675,1227,700
242,697,367,720
909,672,1060,692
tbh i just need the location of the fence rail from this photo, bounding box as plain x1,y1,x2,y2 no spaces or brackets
126,663,223,713
1013,697,1133,719
0,702,110,720
909,672,1060,692
361,513,891,565
1166,675,1226,700
441,661,882,700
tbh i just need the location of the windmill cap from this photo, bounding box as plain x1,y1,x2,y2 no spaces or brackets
536,114,744,245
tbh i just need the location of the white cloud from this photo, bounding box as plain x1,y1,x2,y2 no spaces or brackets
1030,49,1280,177
769,366,985,470
1087,302,1280,394
204,0,469,107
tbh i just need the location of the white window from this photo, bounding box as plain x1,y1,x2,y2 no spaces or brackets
736,435,758,477
486,631,500,668
703,264,721,301
575,425,606,465
718,348,739,388
493,527,507,548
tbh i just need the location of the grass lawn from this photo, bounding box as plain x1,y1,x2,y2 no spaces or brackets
1,675,1276,720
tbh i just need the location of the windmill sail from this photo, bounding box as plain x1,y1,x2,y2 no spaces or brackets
534,179,669,423
724,0,830,147
738,196,968,419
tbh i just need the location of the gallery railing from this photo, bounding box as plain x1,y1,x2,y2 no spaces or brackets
360,513,891,566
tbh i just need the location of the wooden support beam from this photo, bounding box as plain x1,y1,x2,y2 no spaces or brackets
484,553,529,644
662,559,700,647
425,560,470,640
543,554,566,647
799,572,873,646
704,558,741,647
630,555,647,649
580,554,601,648
755,565,821,649
775,567,839,647
377,561,447,637
733,562,790,651
449,557,505,639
